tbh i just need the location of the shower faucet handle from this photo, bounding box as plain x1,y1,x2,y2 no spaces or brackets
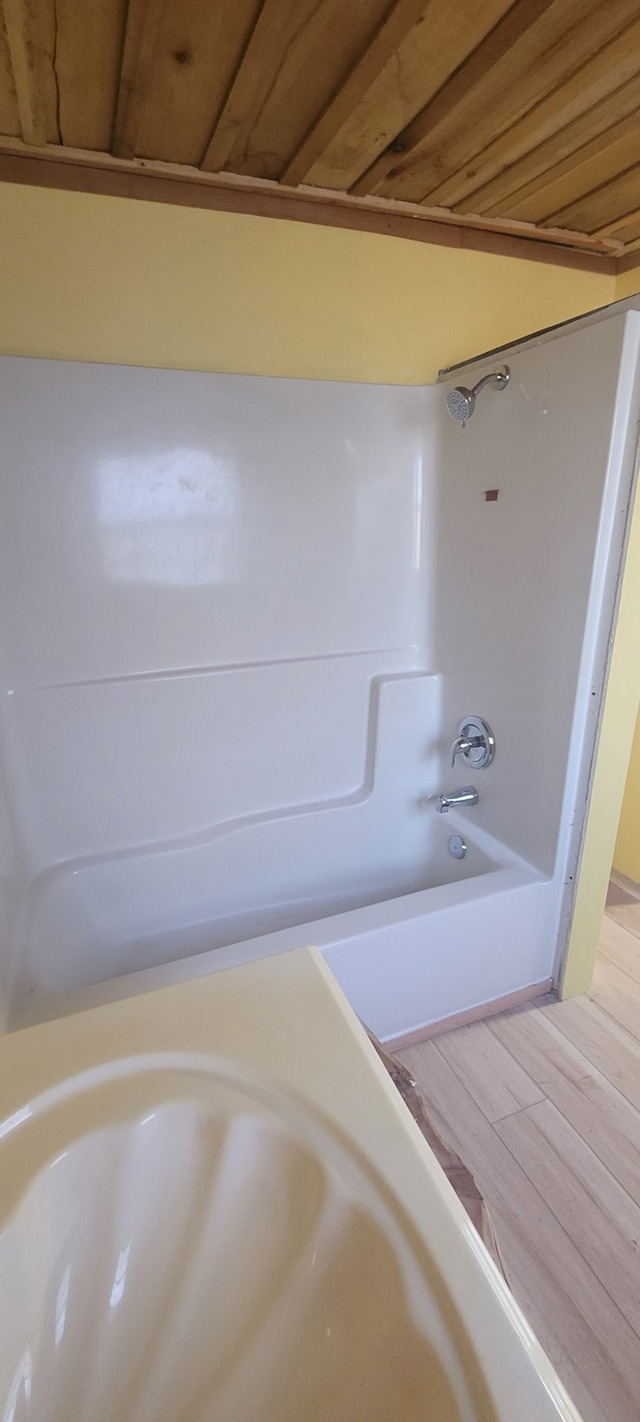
449,734,483,767
448,717,495,771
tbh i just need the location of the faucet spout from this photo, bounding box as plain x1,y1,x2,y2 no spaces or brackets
435,785,479,814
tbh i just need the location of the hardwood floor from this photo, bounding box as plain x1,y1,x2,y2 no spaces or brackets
398,902,640,1422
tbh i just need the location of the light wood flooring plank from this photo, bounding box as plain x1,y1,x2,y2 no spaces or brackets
590,953,640,1042
495,1099,640,1335
398,914,640,1422
400,1039,640,1422
477,1205,630,1422
432,1017,546,1122
490,1007,640,1205
541,995,640,1113
603,904,640,949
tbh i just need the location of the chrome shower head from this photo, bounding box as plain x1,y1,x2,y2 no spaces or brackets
446,386,475,424
445,365,510,426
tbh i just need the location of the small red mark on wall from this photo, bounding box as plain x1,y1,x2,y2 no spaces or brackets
484,489,500,502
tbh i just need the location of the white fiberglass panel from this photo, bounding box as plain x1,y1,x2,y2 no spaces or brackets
0,361,429,686
0,359,438,1012
10,657,388,863
437,313,637,875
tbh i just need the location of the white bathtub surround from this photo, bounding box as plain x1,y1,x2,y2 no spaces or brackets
0,946,582,1422
0,307,639,1036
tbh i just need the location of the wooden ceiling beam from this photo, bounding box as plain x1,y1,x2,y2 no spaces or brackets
201,0,300,174
492,119,640,228
355,0,640,208
430,16,640,213
111,0,163,160
413,0,640,209
202,0,396,182
349,0,559,197
115,0,262,168
302,0,515,194
280,0,428,187
53,0,128,152
593,207,640,242
550,164,640,236
1,0,59,146
0,9,20,138
465,73,640,219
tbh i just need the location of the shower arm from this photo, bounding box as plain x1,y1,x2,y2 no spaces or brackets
471,370,509,398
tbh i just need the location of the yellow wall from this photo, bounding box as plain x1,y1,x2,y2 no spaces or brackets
609,264,640,887
0,182,613,385
614,706,640,881
614,266,640,302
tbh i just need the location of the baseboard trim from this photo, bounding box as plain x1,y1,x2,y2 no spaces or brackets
383,978,555,1052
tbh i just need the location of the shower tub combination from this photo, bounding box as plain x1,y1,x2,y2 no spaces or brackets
0,304,639,1039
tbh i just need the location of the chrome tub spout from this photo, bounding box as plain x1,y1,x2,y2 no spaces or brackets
435,786,479,814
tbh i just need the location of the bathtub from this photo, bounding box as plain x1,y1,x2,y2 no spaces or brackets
13,808,555,1040
7,664,556,1039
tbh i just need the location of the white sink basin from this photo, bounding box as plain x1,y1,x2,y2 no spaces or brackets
0,948,582,1421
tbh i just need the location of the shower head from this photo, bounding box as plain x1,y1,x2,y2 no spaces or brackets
445,365,510,426
446,386,475,424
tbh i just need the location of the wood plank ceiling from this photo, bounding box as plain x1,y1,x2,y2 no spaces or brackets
1,0,640,272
